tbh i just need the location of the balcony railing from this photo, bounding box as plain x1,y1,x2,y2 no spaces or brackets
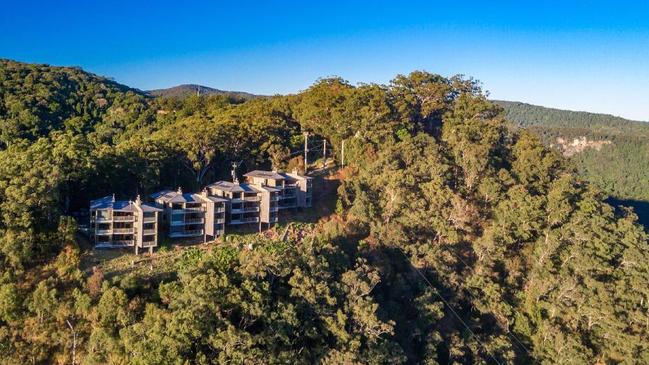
234,206,259,212
215,218,225,224
243,196,260,202
169,230,203,237
96,229,112,235
113,240,134,246
230,217,259,225
95,216,112,222
171,218,204,226
143,216,157,223
215,208,226,213
142,229,157,235
184,206,204,211
172,208,204,214
113,228,133,234
113,215,134,222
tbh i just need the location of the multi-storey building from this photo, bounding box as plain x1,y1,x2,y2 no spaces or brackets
244,170,313,209
150,188,226,242
89,170,312,250
89,195,161,254
206,181,263,226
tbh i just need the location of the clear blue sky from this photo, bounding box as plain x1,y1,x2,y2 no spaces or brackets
2,1,649,121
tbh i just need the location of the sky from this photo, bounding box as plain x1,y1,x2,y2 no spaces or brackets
2,1,649,121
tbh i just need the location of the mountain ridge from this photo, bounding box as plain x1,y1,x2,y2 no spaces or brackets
147,83,262,100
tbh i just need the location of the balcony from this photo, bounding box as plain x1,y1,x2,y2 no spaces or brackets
169,230,203,238
184,206,204,211
232,206,260,214
216,208,226,213
95,216,112,223
242,196,260,202
96,229,112,235
113,215,134,222
215,218,225,224
172,208,204,214
171,218,204,226
113,228,133,234
230,217,259,225
113,240,134,246
143,216,157,223
142,229,157,235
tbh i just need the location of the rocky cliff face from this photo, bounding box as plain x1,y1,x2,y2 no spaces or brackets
553,136,612,157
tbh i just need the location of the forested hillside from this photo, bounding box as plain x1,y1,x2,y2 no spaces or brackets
1,60,649,364
148,84,261,100
496,100,649,204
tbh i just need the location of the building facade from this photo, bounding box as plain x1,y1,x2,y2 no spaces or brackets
244,170,313,210
90,170,312,250
206,181,263,226
150,188,226,242
89,195,161,253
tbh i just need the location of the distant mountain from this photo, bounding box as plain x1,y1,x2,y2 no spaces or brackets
147,84,261,100
495,100,647,132
496,100,649,226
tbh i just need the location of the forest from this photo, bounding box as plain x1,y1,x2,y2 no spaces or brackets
497,101,649,204
1,59,649,364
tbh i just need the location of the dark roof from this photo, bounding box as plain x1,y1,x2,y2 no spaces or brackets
206,181,262,194
150,190,174,200
90,196,134,211
140,203,163,212
280,171,312,180
206,196,228,203
90,195,114,210
90,195,159,212
240,183,263,193
244,170,286,180
151,190,205,204
207,181,245,193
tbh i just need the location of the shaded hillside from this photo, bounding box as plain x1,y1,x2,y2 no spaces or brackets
496,100,649,203
0,59,151,146
2,61,649,364
495,100,647,131
148,84,261,100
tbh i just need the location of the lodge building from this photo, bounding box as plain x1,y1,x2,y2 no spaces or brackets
89,169,312,252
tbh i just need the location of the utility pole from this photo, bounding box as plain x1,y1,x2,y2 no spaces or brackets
231,161,240,183
322,140,327,169
341,139,345,168
303,132,309,173
66,319,77,365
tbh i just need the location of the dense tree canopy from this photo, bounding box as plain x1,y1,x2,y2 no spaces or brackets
497,100,649,206
1,60,648,364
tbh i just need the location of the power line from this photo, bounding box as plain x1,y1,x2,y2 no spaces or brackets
442,248,532,358
394,246,504,365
